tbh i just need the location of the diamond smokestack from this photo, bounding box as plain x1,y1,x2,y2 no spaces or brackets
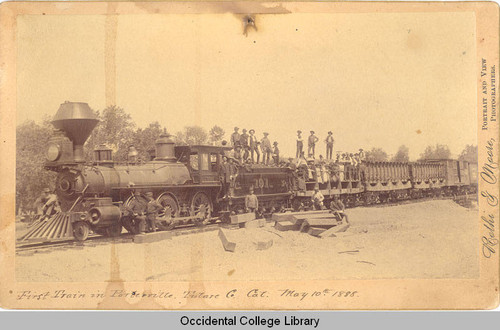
51,101,99,163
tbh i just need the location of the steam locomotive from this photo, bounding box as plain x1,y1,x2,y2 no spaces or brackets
43,102,477,241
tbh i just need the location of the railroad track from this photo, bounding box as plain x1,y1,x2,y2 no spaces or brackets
16,221,224,254
359,194,477,209
16,195,475,254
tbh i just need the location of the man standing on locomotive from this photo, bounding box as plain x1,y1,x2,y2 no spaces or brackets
260,132,272,165
144,191,162,233
308,131,319,158
219,156,231,198
272,141,280,165
325,131,335,160
296,130,304,158
248,129,260,164
240,128,250,161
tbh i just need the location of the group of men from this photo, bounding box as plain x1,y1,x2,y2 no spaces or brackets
227,127,280,165
296,130,336,160
125,190,163,234
224,127,365,167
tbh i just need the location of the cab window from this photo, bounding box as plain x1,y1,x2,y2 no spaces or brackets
199,153,209,171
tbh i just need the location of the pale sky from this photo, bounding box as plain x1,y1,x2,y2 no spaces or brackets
17,12,477,160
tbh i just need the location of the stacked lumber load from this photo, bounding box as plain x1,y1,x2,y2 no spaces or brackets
272,210,349,237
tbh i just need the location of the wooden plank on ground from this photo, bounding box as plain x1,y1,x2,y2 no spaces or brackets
308,227,327,237
255,239,273,250
133,231,172,244
245,219,267,229
319,223,351,238
230,212,256,224
302,218,339,228
272,210,330,223
274,221,300,231
218,228,236,252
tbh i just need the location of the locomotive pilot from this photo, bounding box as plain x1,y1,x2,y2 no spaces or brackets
126,191,147,234
311,186,325,210
145,191,162,233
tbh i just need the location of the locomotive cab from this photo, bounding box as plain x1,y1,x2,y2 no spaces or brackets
175,145,229,184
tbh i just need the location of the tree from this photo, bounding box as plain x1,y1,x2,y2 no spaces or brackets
365,147,388,162
209,125,225,145
85,105,136,161
132,122,166,161
16,120,57,213
419,144,451,160
391,145,410,162
175,126,208,145
458,144,478,163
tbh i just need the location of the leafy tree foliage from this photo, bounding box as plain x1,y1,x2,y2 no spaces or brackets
391,145,410,162
132,121,166,161
16,120,57,213
175,126,208,145
85,105,135,161
458,144,478,163
209,125,225,145
365,147,389,162
419,144,451,160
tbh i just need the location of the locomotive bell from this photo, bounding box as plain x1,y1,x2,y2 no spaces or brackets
51,101,99,163
155,130,176,162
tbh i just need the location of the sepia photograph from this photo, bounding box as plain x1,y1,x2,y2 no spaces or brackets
0,1,498,310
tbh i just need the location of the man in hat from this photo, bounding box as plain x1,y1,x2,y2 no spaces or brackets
126,190,147,234
248,129,260,164
245,187,259,214
230,127,241,159
272,141,280,165
34,188,60,220
358,148,366,162
308,131,319,158
230,127,240,148
239,129,250,161
325,131,335,160
296,130,304,158
311,186,325,210
329,195,345,218
144,192,162,232
260,132,272,165
219,156,231,197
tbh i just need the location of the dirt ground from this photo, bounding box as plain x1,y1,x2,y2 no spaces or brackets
16,200,479,282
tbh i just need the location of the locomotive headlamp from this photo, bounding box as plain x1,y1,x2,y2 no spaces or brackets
89,209,101,224
47,143,61,162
